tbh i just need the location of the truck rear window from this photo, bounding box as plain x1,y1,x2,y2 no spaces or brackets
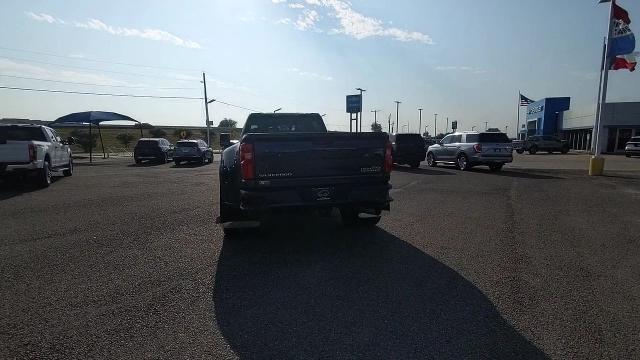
478,133,511,143
0,126,47,142
395,134,423,144
244,114,327,134
176,142,198,147
136,140,160,147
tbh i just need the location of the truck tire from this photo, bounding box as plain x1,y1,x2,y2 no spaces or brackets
427,153,437,167
200,155,206,165
528,146,538,155
489,163,503,172
63,158,73,177
516,149,524,154
340,207,381,227
561,147,569,154
37,159,52,188
410,161,420,169
135,158,142,164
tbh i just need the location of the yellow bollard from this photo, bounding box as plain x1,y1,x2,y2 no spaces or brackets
589,156,605,176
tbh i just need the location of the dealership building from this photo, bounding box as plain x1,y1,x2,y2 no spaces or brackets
519,97,640,153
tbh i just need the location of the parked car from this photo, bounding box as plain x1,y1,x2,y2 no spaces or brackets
625,136,640,157
133,138,174,164
174,140,214,165
219,113,392,235
0,124,74,187
427,131,513,171
513,135,570,154
389,133,426,168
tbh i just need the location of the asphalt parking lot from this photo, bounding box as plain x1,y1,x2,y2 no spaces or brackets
1,155,639,359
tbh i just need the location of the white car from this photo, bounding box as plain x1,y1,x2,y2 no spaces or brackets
0,124,74,187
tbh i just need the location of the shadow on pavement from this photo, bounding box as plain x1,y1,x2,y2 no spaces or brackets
126,161,167,167
0,177,52,201
472,169,563,180
213,217,548,359
171,162,209,168
393,166,455,176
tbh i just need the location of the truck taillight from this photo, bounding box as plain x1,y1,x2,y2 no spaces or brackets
473,144,482,153
384,141,393,173
240,143,255,180
28,143,37,162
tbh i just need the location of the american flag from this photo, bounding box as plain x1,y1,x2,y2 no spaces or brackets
520,94,534,106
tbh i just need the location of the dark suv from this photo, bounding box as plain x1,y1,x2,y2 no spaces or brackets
134,138,174,164
173,140,214,165
389,133,426,168
514,135,570,154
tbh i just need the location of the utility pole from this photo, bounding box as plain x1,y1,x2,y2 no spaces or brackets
395,101,401,134
505,125,509,135
371,109,381,125
418,108,423,137
356,88,366,133
485,121,488,130
446,117,449,133
202,72,211,146
388,113,392,133
434,113,438,136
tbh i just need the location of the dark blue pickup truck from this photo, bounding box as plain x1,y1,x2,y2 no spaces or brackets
218,113,392,235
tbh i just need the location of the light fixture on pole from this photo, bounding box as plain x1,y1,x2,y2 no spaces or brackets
472,125,476,131
273,108,282,113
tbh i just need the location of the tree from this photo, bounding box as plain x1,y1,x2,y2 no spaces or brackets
370,122,383,132
134,122,154,129
70,129,98,153
218,118,237,128
423,131,430,138
173,129,193,139
435,133,446,139
116,133,135,148
149,128,167,137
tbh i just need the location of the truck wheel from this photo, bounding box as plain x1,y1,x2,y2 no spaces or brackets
63,158,73,177
175,160,181,166
427,153,437,167
410,161,420,169
340,207,381,227
626,153,631,158
200,155,206,165
37,159,52,188
208,154,214,164
456,154,470,171
161,153,168,164
489,163,503,172
135,158,142,164
561,147,569,154
516,149,524,154
528,146,538,155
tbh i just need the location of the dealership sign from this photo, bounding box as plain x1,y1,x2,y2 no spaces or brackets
527,105,544,115
346,95,362,113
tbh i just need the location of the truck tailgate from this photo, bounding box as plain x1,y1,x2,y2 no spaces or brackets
247,132,388,179
0,142,30,163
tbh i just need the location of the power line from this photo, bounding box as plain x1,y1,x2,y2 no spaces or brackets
0,74,198,90
0,85,262,112
0,55,197,82
0,45,201,72
0,86,202,99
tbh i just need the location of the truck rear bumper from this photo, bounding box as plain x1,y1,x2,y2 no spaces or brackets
0,162,38,174
239,182,392,213
470,155,513,164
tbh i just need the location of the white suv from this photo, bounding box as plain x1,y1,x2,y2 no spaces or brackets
0,124,74,187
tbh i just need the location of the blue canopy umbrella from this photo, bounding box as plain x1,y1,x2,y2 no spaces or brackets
51,111,142,162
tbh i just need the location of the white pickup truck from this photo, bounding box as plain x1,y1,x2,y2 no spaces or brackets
0,124,74,187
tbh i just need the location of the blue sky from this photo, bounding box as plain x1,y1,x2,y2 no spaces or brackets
0,0,638,136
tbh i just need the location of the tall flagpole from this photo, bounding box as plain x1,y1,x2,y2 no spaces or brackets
593,37,607,153
594,0,616,157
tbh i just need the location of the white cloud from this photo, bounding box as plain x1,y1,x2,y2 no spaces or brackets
295,9,320,30
25,11,65,25
73,18,202,49
289,3,305,9
25,11,201,49
287,67,333,81
276,18,292,25
272,0,287,3
435,66,483,72
272,0,433,44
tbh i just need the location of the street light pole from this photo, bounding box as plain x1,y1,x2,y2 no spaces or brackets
395,101,401,134
356,88,366,133
472,125,476,131
485,121,488,130
274,108,282,113
434,113,438,136
418,108,423,137
446,117,449,133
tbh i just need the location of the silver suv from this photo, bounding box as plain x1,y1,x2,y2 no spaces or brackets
426,131,513,171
